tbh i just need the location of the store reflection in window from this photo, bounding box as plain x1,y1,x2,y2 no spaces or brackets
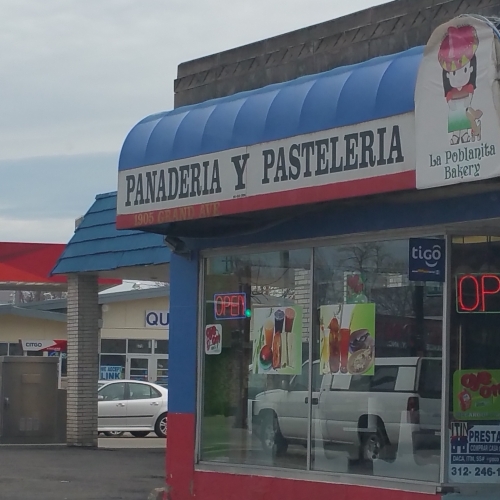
201,250,311,469
449,237,500,484
200,240,443,482
312,239,442,482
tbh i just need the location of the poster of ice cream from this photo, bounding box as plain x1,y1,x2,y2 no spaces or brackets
319,303,375,376
251,306,303,375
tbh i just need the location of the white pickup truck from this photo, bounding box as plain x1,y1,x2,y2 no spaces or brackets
252,357,441,462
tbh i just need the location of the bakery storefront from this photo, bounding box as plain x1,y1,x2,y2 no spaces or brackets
116,15,500,500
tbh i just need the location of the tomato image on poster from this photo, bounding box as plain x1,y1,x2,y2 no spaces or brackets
319,303,375,376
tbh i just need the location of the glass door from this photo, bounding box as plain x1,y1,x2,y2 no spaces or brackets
154,357,168,387
127,356,150,381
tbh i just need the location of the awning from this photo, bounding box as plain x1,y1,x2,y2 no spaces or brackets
117,46,424,237
120,46,422,170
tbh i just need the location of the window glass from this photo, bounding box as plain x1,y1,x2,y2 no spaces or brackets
311,239,442,482
129,358,149,381
154,340,169,354
448,237,500,484
0,343,8,356
128,383,153,400
371,366,398,391
99,354,126,380
128,339,152,354
151,386,162,398
26,351,43,357
201,249,311,470
99,382,126,401
9,343,23,356
155,358,168,387
101,339,126,353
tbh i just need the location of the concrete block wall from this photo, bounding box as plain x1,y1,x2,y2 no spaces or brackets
66,274,100,447
175,0,500,107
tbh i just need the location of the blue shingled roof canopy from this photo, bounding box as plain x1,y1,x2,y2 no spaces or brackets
51,192,170,278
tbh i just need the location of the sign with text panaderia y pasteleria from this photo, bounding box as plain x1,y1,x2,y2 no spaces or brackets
416,16,500,189
116,114,415,228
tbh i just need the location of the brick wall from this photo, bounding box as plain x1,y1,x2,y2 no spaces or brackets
66,274,100,446
294,269,311,343
175,0,500,107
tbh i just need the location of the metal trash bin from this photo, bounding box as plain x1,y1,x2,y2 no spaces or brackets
0,356,62,444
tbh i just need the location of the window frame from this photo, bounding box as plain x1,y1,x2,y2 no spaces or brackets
195,226,450,490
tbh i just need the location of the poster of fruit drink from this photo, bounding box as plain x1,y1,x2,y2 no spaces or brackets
319,303,375,376
251,306,303,375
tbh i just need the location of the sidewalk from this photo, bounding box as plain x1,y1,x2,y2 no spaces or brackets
0,445,165,500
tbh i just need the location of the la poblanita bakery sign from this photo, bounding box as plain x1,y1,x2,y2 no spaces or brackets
116,15,500,229
415,16,500,189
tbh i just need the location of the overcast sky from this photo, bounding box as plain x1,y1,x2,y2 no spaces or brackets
0,0,387,243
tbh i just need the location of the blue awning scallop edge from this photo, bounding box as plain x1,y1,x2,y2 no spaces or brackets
119,46,424,171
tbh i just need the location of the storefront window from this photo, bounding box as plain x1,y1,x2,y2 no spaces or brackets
448,237,500,485
154,340,169,354
200,239,444,479
8,343,23,356
100,354,126,380
101,339,126,353
127,339,152,354
311,239,443,481
201,249,311,469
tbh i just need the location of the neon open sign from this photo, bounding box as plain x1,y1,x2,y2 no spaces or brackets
456,274,500,313
214,293,248,320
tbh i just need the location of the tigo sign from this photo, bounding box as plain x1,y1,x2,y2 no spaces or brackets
145,310,169,328
409,238,445,282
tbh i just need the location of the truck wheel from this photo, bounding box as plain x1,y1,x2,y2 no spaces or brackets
260,412,288,456
359,429,385,462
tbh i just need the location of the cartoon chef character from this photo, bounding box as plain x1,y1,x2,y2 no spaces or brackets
438,24,483,145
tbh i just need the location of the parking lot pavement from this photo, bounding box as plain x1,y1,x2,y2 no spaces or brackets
0,445,165,500
99,434,166,449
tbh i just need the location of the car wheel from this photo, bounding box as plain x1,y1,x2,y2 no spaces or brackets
260,412,288,456
154,413,168,438
359,430,385,462
103,431,124,437
130,431,150,438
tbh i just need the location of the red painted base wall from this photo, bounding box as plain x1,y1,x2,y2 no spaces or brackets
166,413,440,500
195,470,439,500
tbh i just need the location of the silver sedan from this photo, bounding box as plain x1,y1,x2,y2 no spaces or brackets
98,380,168,438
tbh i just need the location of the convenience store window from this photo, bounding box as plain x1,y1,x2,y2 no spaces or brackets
199,237,444,483
200,249,311,469
311,238,443,482
448,236,500,485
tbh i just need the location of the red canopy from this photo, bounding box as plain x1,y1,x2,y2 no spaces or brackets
0,242,120,290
